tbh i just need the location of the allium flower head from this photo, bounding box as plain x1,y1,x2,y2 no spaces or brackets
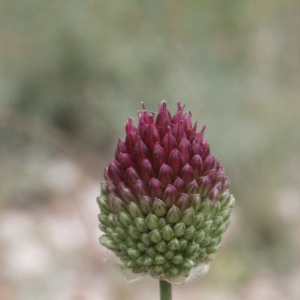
97,101,235,283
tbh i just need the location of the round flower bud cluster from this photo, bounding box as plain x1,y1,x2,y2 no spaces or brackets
97,101,235,281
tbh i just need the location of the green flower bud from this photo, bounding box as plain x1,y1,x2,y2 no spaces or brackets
178,238,187,251
190,194,202,212
172,253,183,265
144,256,154,266
194,230,206,243
128,225,141,239
98,224,106,232
141,233,150,245
133,265,146,274
136,256,145,265
164,250,174,260
152,198,167,217
155,241,168,253
145,214,160,230
125,259,136,269
181,207,195,225
99,235,119,251
126,237,136,248
119,211,133,227
105,226,114,236
173,222,186,237
206,243,221,254
137,242,147,252
166,205,181,223
149,229,162,243
128,202,143,219
168,237,180,251
186,243,199,255
147,246,157,258
127,247,141,259
211,201,221,217
161,225,174,241
158,218,167,229
115,227,127,239
107,213,115,227
155,254,167,265
111,232,123,243
184,225,196,240
98,213,109,226
109,194,126,213
193,213,205,229
140,196,153,215
151,265,163,277
219,207,231,222
198,199,211,214
97,196,111,214
199,219,213,233
182,258,195,269
213,215,223,227
134,217,148,233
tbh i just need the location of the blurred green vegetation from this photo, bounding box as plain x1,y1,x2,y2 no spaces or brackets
0,1,300,299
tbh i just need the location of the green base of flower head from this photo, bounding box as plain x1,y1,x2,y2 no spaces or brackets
97,186,235,279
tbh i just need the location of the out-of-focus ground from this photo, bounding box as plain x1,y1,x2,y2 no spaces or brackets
0,1,300,299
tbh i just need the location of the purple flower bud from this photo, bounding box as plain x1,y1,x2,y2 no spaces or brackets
168,149,183,177
178,134,192,165
125,167,140,186
172,102,185,124
203,155,216,175
173,177,185,193
208,186,220,201
148,178,163,199
108,161,123,185
147,123,160,149
198,175,212,198
161,129,177,159
172,121,185,142
132,179,147,199
181,163,194,186
152,142,166,170
118,152,137,170
156,100,172,138
139,159,154,183
200,140,210,159
158,164,173,188
114,138,127,160
190,154,203,178
186,179,199,194
163,184,178,207
108,194,126,213
134,136,149,162
152,198,167,217
118,182,136,204
138,197,152,215
185,112,197,141
103,167,109,181
125,118,137,155
223,176,230,189
177,193,190,212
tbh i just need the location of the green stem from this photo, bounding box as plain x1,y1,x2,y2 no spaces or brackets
159,280,172,300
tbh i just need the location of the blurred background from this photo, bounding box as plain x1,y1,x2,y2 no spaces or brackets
0,1,299,299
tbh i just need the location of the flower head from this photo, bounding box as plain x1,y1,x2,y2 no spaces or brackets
97,101,235,282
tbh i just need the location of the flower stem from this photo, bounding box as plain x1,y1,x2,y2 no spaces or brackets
160,280,172,300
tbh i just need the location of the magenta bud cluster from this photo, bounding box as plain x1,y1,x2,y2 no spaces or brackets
97,101,235,280
105,101,229,203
